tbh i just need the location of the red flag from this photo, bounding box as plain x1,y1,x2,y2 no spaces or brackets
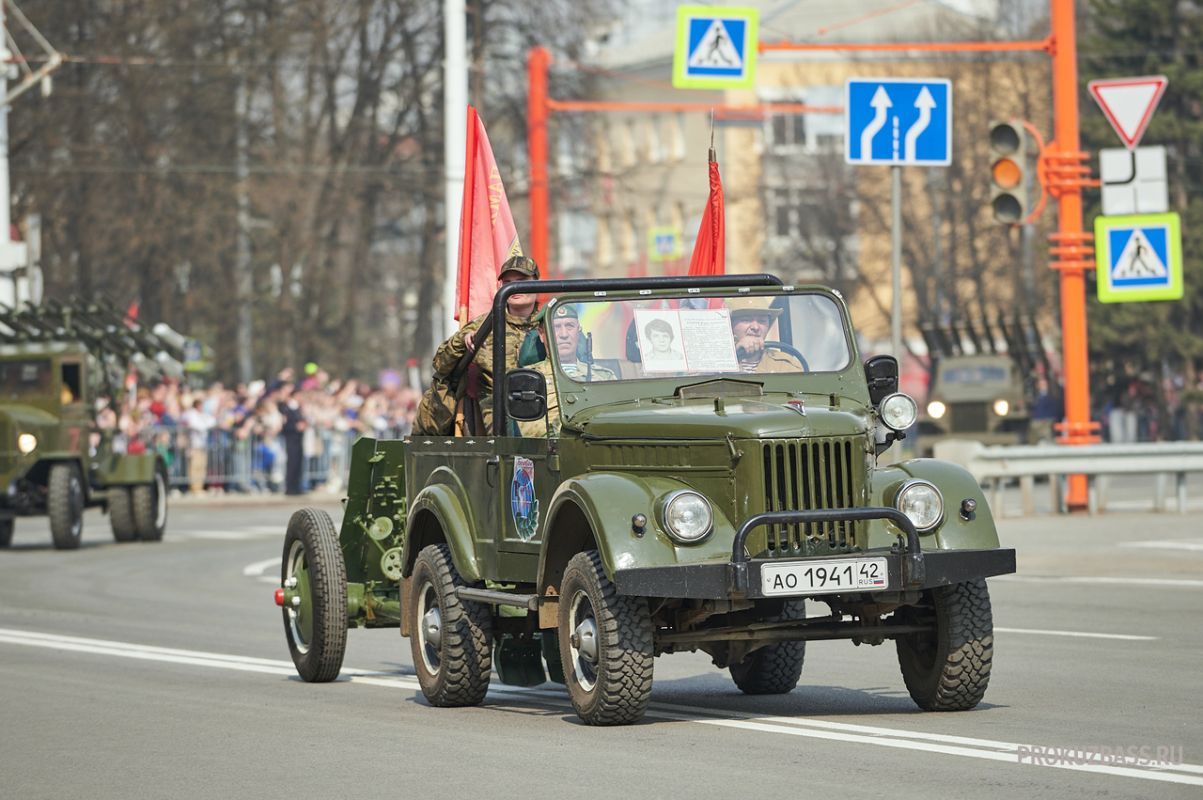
455,106,523,322
687,149,725,277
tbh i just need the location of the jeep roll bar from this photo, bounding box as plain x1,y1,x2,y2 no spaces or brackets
482,274,785,435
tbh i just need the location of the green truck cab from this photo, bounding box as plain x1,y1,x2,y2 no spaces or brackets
1,325,169,550
278,275,1015,725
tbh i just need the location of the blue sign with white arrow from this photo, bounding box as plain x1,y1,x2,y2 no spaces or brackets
845,78,952,166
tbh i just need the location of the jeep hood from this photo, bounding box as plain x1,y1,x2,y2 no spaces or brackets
569,397,870,440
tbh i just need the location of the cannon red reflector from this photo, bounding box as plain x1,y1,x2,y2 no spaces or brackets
274,588,285,606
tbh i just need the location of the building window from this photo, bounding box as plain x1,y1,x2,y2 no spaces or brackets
646,118,663,163
669,114,687,161
769,112,806,152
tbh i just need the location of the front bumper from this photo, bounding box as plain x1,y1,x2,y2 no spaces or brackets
613,507,1016,600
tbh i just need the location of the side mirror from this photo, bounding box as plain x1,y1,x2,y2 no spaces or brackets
864,355,899,406
505,369,548,422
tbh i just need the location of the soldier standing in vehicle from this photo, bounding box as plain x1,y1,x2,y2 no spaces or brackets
727,297,804,373
517,303,616,438
420,255,542,434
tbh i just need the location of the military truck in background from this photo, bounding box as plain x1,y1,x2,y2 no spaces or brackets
917,315,1057,453
0,301,184,549
276,275,1015,726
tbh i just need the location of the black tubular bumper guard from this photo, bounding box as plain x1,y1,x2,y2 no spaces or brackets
612,507,1017,600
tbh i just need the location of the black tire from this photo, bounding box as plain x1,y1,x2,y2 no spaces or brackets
729,599,807,695
48,463,84,550
109,488,137,543
281,508,348,682
558,551,653,726
132,465,168,542
0,518,13,548
896,578,994,711
409,544,493,707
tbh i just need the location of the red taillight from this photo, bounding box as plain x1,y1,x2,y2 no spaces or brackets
274,588,285,606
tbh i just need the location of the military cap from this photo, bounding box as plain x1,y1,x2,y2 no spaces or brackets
727,296,782,320
534,303,579,323
499,255,540,280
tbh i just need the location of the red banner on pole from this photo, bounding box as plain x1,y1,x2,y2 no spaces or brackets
455,106,523,322
687,151,725,277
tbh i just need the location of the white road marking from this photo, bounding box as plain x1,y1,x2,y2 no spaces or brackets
170,525,283,541
994,627,1156,641
995,575,1203,589
0,627,1199,787
242,557,282,578
1120,540,1203,552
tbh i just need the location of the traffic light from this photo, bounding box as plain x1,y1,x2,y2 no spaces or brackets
988,120,1028,224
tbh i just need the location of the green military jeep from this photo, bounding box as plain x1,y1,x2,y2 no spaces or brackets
277,275,1014,725
1,340,168,550
918,353,1031,452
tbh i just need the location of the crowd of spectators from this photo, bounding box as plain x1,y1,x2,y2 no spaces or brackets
98,365,421,495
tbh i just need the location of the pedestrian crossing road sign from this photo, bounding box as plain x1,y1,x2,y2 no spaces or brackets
1094,212,1183,303
673,6,758,90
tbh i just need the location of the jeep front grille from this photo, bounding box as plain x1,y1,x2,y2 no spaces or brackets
759,437,865,553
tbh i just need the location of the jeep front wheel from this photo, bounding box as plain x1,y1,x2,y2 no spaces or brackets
48,463,84,550
729,599,807,695
558,550,653,726
409,544,492,707
281,508,347,682
896,578,994,711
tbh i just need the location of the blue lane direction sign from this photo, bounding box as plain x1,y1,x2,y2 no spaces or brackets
845,79,952,166
673,6,758,90
1094,212,1183,303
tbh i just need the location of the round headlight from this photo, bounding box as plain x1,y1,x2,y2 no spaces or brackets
17,433,38,454
926,400,946,419
992,399,1010,417
662,491,713,543
896,481,944,531
879,393,918,431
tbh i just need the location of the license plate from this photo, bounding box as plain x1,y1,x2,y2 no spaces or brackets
760,558,889,596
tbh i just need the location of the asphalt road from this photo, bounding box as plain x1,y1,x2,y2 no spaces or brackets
2,492,1201,800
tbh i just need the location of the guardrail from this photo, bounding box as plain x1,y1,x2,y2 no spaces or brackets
932,440,1203,516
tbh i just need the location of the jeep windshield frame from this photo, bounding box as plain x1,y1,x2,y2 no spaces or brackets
489,274,784,435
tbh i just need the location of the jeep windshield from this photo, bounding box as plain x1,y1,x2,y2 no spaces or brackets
546,290,851,383
0,358,54,401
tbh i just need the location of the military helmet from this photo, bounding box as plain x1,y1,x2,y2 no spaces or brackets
499,255,540,280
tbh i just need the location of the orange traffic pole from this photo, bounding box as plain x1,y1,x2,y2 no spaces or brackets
1048,0,1099,509
528,46,551,277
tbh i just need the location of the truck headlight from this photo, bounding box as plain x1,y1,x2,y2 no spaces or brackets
17,433,38,454
879,393,918,431
926,400,946,419
992,399,1010,417
895,480,944,531
660,490,713,544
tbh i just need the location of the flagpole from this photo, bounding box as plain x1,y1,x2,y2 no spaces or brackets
443,0,468,341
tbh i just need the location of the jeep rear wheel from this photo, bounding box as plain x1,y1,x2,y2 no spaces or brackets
558,551,653,726
729,599,807,695
48,463,84,550
896,578,994,711
409,544,492,707
281,508,347,682
132,466,168,541
109,488,137,542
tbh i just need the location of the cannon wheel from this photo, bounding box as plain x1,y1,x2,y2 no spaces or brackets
281,508,347,682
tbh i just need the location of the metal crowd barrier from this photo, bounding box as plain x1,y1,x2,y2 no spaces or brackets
933,440,1203,516
134,425,409,494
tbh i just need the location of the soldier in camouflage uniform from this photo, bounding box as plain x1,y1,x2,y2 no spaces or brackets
728,296,805,374
518,304,616,438
416,255,541,435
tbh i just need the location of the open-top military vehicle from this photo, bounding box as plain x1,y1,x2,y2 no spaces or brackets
1,301,176,549
277,275,1015,725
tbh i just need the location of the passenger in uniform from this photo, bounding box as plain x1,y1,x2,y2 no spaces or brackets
417,255,541,434
517,304,616,437
727,297,805,374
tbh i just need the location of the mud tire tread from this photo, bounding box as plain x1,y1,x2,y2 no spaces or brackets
897,578,993,711
281,508,347,682
729,599,807,695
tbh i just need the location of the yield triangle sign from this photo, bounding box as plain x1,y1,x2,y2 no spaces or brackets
1088,75,1168,150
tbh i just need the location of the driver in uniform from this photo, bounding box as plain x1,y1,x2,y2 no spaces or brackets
727,297,805,373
